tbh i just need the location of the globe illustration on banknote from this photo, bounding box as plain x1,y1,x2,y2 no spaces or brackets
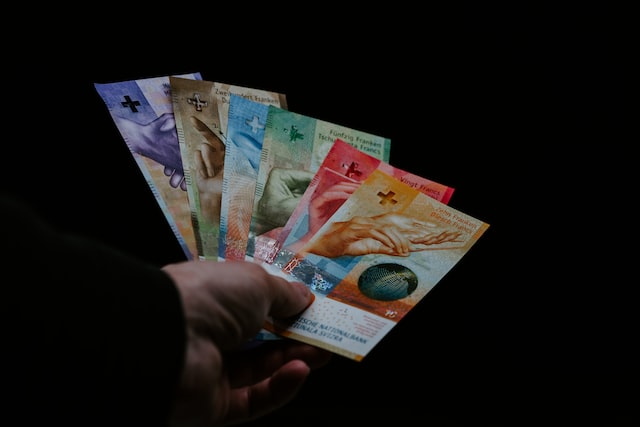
357,263,418,301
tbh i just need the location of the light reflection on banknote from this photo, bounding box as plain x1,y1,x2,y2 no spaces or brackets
246,106,392,263
94,73,202,260
271,138,456,267
264,169,489,361
170,78,287,260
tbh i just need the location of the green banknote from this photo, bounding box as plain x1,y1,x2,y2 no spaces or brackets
246,106,392,263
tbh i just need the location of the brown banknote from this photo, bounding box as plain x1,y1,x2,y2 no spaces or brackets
170,77,286,260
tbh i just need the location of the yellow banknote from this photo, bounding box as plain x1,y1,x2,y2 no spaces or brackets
265,169,489,361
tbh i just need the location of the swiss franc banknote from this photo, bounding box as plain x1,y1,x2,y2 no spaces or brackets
216,83,287,142
264,169,489,361
94,73,202,260
219,95,272,261
170,77,287,260
246,106,392,263
270,138,456,267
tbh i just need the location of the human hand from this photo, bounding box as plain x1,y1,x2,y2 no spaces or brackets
256,168,314,232
163,165,187,190
406,226,463,249
162,260,332,427
301,212,464,258
116,113,186,190
283,180,360,255
368,213,464,248
191,116,225,225
307,180,360,236
302,215,413,258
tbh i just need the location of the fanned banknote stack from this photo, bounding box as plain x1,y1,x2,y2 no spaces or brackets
95,73,489,361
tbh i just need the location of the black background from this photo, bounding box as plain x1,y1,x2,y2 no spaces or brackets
3,5,630,425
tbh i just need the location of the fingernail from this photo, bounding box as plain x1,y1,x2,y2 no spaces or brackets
294,281,314,309
305,291,315,309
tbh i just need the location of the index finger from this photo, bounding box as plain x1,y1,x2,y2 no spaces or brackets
190,116,226,152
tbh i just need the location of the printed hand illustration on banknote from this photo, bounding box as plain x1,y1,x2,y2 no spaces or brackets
279,179,361,255
253,167,315,236
190,116,225,226
95,73,203,260
297,212,463,259
113,113,186,190
246,105,392,263
271,139,456,267
267,169,488,361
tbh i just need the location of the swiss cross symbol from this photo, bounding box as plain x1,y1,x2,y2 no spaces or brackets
245,115,265,134
187,93,208,111
121,95,141,112
343,161,363,178
377,190,397,205
285,125,304,142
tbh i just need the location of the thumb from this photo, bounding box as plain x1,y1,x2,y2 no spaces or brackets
267,277,314,320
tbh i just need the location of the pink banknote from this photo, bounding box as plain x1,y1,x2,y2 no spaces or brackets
269,138,455,267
